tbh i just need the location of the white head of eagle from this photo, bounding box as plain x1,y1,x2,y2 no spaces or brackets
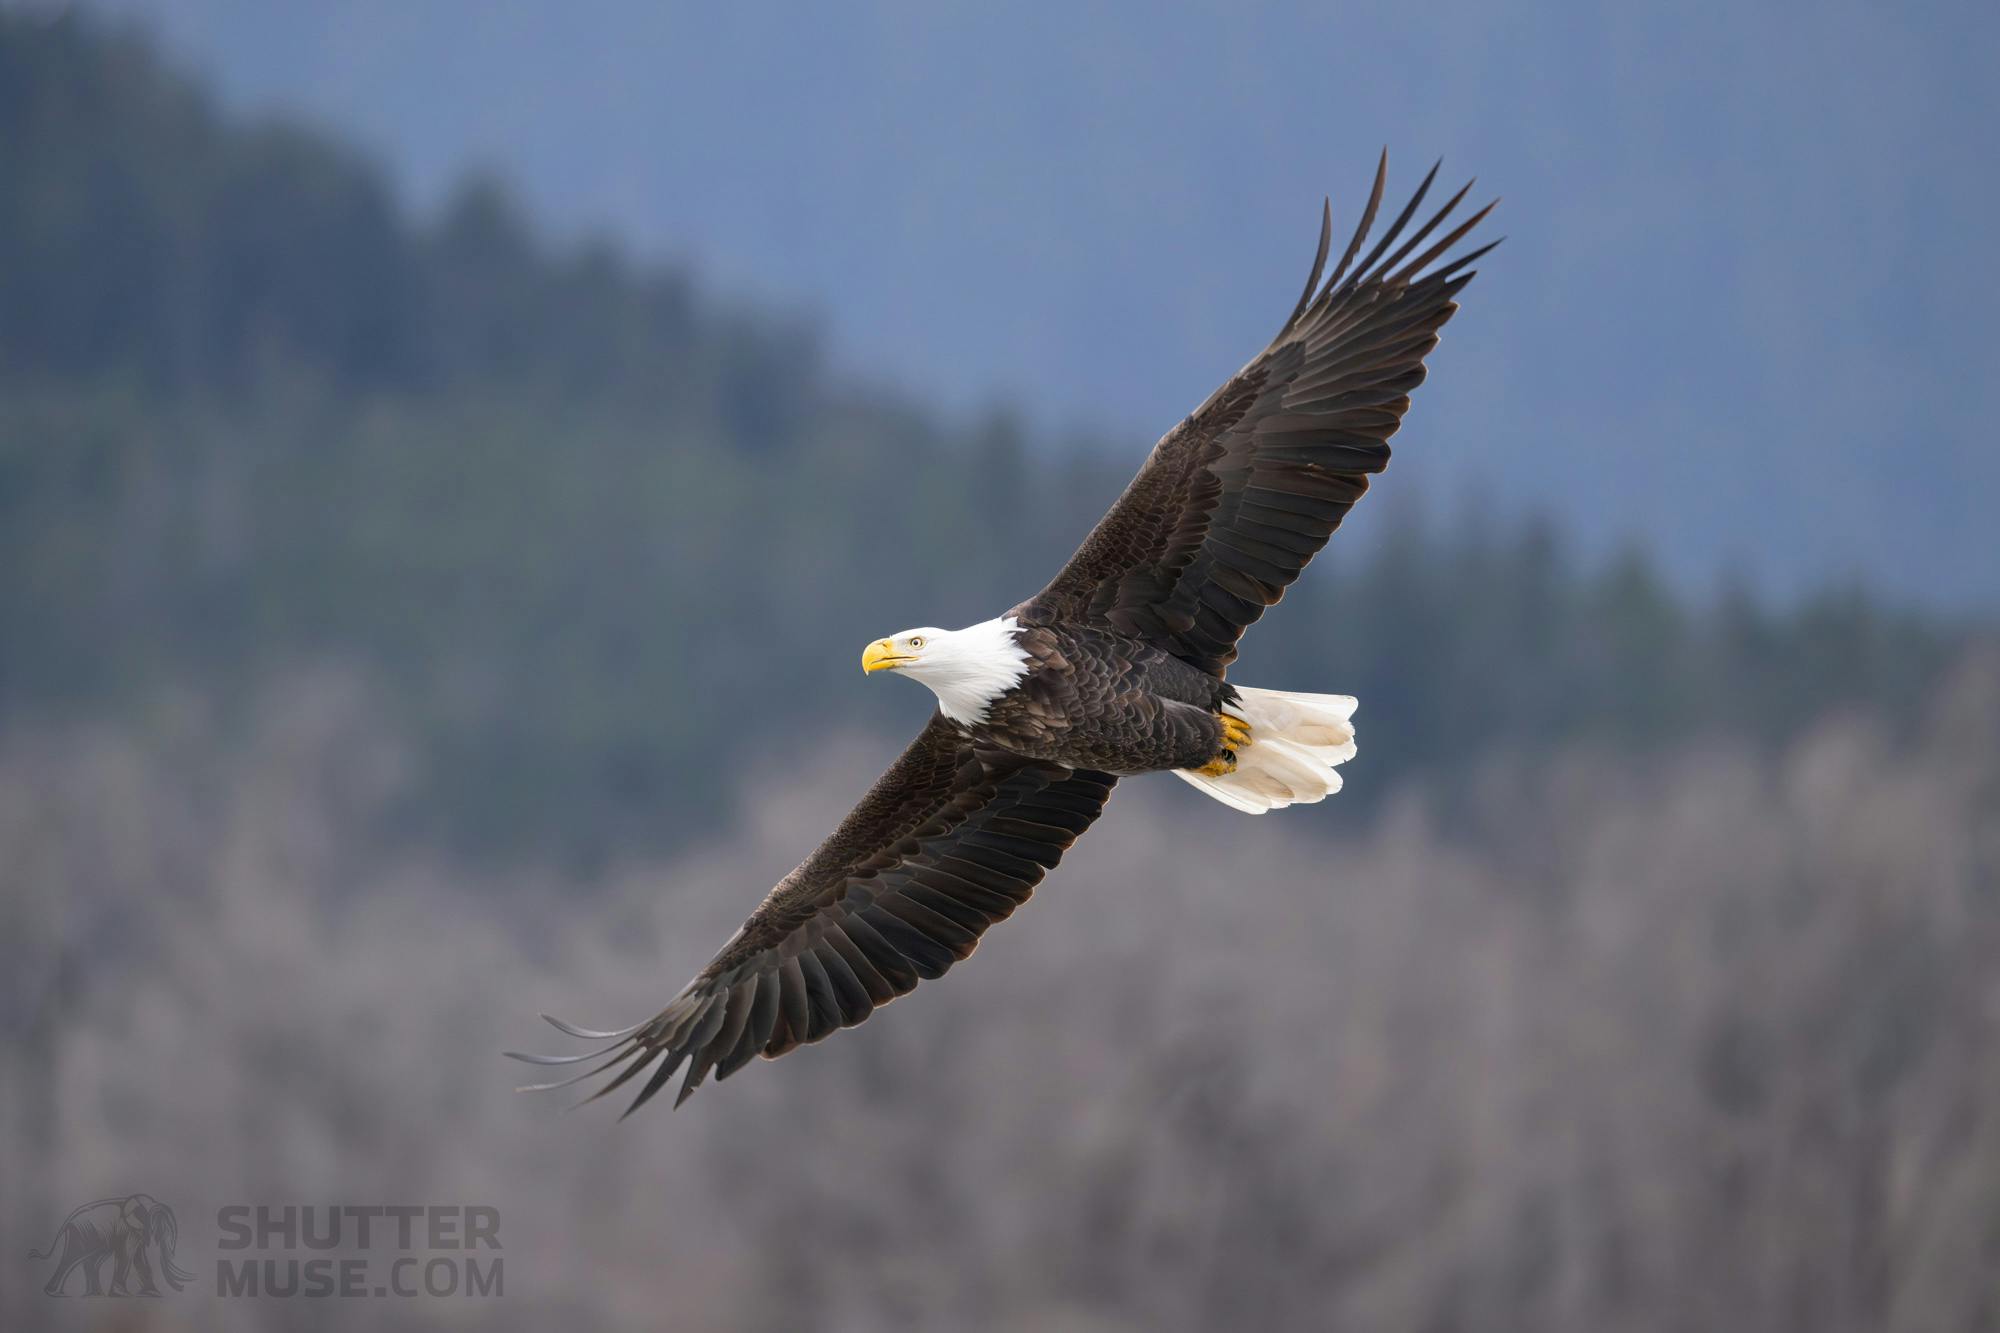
861,616,1032,725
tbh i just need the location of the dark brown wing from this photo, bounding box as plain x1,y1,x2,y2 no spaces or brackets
509,715,1117,1114
1017,154,1497,675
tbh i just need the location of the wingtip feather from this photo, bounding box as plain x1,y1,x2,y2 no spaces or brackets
1277,196,1336,341
541,1012,648,1041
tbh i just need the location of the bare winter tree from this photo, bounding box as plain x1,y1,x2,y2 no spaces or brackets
3,654,1998,1331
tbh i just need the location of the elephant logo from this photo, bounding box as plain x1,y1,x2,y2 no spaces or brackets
28,1193,196,1297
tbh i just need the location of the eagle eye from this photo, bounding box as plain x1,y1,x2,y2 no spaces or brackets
909,636,926,648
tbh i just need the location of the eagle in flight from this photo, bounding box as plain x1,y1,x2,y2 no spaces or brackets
511,155,1496,1114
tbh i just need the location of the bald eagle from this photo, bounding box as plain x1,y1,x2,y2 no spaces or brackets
511,156,1496,1113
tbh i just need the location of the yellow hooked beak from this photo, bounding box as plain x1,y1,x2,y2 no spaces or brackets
862,639,916,674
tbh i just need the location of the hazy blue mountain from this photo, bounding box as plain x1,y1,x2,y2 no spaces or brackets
81,0,2000,604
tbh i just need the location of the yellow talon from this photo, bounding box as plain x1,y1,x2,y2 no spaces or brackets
1197,714,1251,777
1219,713,1253,750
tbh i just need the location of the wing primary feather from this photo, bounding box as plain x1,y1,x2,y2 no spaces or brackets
675,1044,721,1109
515,1043,644,1094
1317,148,1389,304
540,1013,649,1041
1363,178,1474,287
1388,196,1497,285
617,1049,688,1120
720,974,779,1078
563,1048,657,1108
501,1041,626,1066
1428,235,1504,282
1277,197,1335,340
586,1044,671,1108
699,978,757,1083
660,993,718,1048
687,988,740,1060
1331,158,1440,306
609,996,725,1116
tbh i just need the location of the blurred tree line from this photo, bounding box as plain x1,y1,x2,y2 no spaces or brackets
0,14,1967,865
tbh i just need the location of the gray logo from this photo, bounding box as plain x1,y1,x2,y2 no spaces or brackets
28,1194,195,1298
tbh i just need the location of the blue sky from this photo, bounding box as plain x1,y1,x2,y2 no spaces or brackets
91,0,2000,603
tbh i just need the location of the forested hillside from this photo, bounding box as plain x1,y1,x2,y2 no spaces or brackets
9,14,2000,1331
0,14,1968,862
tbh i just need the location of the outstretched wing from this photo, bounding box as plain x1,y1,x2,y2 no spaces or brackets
510,715,1117,1114
1017,154,1497,675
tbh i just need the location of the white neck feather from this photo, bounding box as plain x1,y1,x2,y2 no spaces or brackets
903,616,1031,725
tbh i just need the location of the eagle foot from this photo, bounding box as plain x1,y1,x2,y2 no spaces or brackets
1198,713,1252,777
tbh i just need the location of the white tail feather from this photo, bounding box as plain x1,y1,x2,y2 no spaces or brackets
1171,686,1358,814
